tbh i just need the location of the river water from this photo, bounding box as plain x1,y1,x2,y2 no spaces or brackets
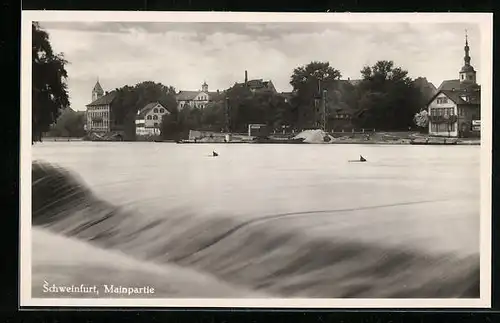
31,141,481,298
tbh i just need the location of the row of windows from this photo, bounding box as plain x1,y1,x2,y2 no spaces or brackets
137,122,160,128
89,112,109,117
430,107,454,116
146,115,160,120
431,123,456,133
153,108,166,113
180,103,205,109
89,106,108,111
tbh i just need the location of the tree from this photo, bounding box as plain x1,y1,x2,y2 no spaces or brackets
46,108,86,137
32,22,70,143
200,101,225,132
414,109,429,129
289,61,342,129
354,60,425,131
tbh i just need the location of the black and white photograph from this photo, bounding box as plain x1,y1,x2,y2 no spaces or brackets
21,12,492,308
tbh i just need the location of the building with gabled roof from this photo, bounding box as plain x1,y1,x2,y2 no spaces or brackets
427,32,481,138
85,79,119,134
234,70,277,94
135,102,171,137
176,81,224,110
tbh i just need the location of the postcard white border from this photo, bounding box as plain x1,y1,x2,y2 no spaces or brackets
20,11,493,309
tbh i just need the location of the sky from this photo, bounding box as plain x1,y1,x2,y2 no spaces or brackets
38,21,482,111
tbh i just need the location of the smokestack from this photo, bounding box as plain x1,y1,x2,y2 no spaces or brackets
245,70,248,84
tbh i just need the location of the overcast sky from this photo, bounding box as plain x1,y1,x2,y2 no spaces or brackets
38,21,481,111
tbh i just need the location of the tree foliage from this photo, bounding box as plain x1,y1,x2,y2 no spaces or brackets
354,60,425,130
289,61,342,129
46,108,86,137
32,22,70,142
414,109,429,128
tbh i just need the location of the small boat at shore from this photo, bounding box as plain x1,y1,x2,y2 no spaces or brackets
252,137,306,144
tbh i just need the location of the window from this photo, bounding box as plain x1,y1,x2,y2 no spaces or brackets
154,122,159,127
437,97,449,104
147,115,152,120
154,108,158,113
468,75,473,80
160,108,165,113
153,115,158,120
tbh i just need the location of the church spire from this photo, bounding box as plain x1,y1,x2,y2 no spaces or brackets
463,29,471,66
459,29,476,85
92,77,104,102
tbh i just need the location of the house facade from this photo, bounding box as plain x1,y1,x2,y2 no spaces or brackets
135,102,170,136
427,33,480,138
176,81,223,110
85,80,118,134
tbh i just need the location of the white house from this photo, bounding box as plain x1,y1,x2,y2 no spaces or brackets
135,102,170,137
427,32,480,138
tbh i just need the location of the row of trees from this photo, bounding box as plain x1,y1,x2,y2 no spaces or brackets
32,22,434,143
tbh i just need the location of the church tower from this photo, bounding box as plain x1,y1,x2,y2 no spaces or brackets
92,78,104,102
202,81,208,92
459,31,477,86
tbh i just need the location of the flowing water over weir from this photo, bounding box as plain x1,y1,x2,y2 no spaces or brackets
32,159,479,298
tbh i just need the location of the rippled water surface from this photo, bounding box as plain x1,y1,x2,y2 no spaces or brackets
31,141,481,298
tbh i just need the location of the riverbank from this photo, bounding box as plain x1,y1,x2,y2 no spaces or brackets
173,138,481,146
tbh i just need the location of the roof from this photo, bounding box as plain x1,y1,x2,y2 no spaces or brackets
136,102,167,119
86,90,117,106
235,79,275,91
176,90,222,101
460,64,476,73
93,81,104,94
280,91,294,100
341,79,362,86
437,79,461,91
427,88,481,107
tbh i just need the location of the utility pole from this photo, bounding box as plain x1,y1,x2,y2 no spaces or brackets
225,96,231,133
322,89,327,131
